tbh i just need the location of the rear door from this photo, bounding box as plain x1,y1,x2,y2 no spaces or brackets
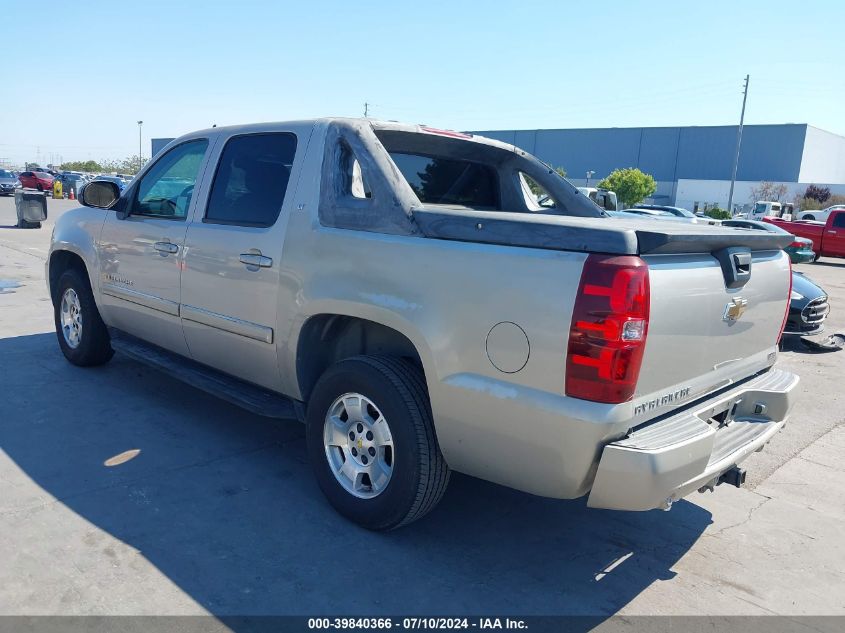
180,130,302,390
823,212,845,257
97,138,212,355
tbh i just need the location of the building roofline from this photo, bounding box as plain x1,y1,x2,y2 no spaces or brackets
472,123,816,134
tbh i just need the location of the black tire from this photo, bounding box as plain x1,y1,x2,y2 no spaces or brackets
53,268,114,366
306,355,450,530
36,183,43,192
804,214,815,221
814,253,821,262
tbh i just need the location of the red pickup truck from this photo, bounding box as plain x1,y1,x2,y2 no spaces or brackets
765,210,845,260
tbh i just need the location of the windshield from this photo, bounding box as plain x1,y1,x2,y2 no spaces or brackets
674,208,695,218
0,170,13,178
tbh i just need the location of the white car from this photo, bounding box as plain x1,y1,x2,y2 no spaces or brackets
795,205,845,222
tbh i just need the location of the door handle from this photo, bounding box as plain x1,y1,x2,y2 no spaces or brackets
154,241,179,254
239,253,273,268
828,230,837,235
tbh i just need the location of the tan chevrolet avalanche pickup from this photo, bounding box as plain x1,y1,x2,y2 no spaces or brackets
47,118,799,530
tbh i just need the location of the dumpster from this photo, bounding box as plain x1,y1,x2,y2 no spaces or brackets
14,190,48,228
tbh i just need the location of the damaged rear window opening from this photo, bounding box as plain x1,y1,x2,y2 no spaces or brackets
388,153,499,209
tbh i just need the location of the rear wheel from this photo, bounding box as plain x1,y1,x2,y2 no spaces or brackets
54,269,113,366
804,214,815,221
306,356,449,530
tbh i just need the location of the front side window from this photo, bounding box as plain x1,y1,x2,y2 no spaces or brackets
388,153,498,209
833,213,845,228
205,133,297,227
133,139,209,219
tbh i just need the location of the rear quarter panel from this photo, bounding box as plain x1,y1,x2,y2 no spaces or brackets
275,194,639,494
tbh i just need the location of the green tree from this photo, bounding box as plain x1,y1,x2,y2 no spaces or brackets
60,155,146,175
60,160,104,173
597,168,657,207
704,207,732,220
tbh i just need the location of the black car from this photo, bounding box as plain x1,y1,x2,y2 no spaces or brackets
784,272,830,336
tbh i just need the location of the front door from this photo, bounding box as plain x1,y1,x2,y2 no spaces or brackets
97,138,211,355
825,212,845,257
180,131,300,390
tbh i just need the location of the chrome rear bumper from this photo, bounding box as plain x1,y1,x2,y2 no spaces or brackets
587,368,799,511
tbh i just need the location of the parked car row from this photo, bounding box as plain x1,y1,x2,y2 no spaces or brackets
608,210,832,340
0,168,134,197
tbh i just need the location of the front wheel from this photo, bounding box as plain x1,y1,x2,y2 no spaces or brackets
54,269,114,366
306,356,450,530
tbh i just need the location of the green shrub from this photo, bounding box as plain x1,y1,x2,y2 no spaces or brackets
704,207,732,220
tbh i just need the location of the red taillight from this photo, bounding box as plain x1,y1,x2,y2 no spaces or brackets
566,254,650,404
778,257,792,344
789,240,803,248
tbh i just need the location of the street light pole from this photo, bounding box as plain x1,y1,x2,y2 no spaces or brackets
137,120,143,172
727,75,749,216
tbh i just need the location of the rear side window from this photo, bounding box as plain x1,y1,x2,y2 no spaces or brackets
205,133,297,227
388,153,498,209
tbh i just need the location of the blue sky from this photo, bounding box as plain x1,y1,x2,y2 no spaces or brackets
1,0,843,165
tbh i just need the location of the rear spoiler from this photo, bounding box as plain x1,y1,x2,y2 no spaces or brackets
412,207,793,255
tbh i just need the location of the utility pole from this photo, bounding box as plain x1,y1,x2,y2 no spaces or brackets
137,120,144,172
363,102,369,117
727,75,749,216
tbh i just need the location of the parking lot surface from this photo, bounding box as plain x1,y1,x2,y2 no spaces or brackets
1,196,844,617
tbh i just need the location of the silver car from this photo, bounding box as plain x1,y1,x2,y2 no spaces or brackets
0,169,21,196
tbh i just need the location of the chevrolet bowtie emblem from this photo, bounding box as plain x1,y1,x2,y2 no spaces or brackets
723,296,748,322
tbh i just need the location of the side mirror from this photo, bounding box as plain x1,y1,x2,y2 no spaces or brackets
80,180,121,209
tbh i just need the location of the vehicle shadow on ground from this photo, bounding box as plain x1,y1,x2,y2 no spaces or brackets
808,259,845,269
0,333,711,618
780,335,845,354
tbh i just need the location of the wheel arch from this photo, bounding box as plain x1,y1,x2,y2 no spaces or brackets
295,313,430,404
48,249,92,305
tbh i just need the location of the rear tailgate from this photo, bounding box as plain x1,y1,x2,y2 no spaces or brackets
633,247,791,419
